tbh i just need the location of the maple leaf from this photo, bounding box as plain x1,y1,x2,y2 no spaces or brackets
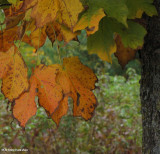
126,0,157,19
88,0,128,27
115,35,137,68
114,20,147,49
12,57,97,127
62,57,97,120
74,8,105,35
87,17,117,63
1,46,29,101
13,76,37,127
88,17,146,63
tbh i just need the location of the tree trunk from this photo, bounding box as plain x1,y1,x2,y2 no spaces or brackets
140,0,160,153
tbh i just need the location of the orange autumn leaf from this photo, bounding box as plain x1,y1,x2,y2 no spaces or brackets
73,87,97,120
1,46,29,101
62,57,97,120
63,57,97,90
115,35,137,68
33,64,63,115
51,96,69,126
0,26,19,52
13,76,38,127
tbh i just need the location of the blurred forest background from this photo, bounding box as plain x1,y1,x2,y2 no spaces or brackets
0,30,142,154
0,8,142,153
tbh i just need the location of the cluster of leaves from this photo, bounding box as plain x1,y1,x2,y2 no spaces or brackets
0,0,157,127
0,68,142,153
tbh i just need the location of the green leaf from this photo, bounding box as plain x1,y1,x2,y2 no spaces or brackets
87,17,147,62
87,17,116,63
7,0,19,5
89,0,128,27
0,0,11,9
126,0,157,19
117,21,147,49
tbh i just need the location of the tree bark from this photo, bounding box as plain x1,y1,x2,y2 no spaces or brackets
140,0,160,153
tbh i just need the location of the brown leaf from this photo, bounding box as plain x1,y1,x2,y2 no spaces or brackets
115,35,137,68
22,21,47,49
46,22,77,44
0,26,19,52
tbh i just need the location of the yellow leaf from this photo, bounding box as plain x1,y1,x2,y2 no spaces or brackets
0,47,14,78
58,0,83,29
13,76,37,127
89,43,117,63
135,9,143,18
31,0,59,28
2,46,29,101
74,8,105,35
